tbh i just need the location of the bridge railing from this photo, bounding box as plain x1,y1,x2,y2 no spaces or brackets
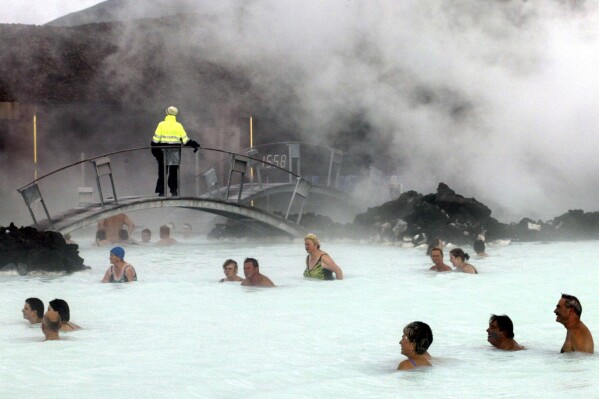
16,146,311,229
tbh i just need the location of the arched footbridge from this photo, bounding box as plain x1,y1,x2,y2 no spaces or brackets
16,146,359,238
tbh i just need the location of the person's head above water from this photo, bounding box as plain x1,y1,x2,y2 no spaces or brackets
166,106,178,116
23,298,44,323
110,246,125,260
402,321,433,355
42,310,61,337
141,228,151,243
49,299,71,322
474,239,486,254
304,233,320,249
449,248,470,263
159,225,171,239
223,259,238,271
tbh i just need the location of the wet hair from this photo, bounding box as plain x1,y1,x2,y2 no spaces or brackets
562,294,582,317
474,239,486,254
489,314,515,339
118,229,129,241
403,321,433,355
160,225,170,236
26,297,44,319
142,228,151,235
223,259,238,270
244,257,259,268
49,299,71,322
96,229,107,241
304,233,321,249
450,248,470,261
43,311,61,332
430,247,443,256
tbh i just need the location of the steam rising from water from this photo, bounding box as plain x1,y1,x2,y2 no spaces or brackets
99,0,598,221
5,0,599,226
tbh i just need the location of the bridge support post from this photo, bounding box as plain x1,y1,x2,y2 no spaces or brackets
285,177,311,224
288,143,301,184
17,183,54,229
226,154,249,202
327,149,343,188
202,168,222,199
91,157,118,207
245,148,263,190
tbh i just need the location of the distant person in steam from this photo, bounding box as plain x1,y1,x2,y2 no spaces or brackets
303,233,343,280
429,247,451,272
473,237,489,257
554,294,594,353
141,228,152,243
155,225,177,246
151,106,201,197
97,213,135,243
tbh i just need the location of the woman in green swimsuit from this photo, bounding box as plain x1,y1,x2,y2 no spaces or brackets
303,233,343,280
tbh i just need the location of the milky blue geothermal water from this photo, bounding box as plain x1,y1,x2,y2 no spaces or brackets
1,238,597,398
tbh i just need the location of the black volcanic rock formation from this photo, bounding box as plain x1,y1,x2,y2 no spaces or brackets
0,223,89,274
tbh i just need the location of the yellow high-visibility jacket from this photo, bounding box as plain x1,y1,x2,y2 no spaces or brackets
152,115,189,145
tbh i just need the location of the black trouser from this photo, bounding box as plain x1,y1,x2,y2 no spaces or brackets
155,156,179,196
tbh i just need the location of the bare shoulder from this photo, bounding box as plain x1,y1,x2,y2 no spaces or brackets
397,359,415,371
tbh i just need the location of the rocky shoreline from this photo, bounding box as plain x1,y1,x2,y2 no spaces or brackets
209,182,599,245
0,223,89,274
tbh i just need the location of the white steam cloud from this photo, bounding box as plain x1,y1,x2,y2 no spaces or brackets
139,0,596,221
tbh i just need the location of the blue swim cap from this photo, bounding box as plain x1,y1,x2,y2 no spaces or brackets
110,246,125,260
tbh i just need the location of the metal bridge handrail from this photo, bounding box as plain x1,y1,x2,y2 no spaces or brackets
17,146,301,192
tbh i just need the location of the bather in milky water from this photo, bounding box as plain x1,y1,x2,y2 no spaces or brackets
1,238,597,398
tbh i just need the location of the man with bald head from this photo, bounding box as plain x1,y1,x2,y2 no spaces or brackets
554,293,594,354
42,310,61,341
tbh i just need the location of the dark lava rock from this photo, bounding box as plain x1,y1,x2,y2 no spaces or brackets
354,182,507,245
0,223,89,274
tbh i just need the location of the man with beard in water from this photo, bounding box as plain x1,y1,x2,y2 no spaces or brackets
554,294,594,353
486,315,524,351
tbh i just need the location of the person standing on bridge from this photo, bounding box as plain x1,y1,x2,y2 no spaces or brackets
151,106,201,197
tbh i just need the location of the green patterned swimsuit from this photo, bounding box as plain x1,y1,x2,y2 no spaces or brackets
304,254,334,280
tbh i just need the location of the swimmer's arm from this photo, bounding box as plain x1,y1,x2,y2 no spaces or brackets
101,267,111,283
125,266,136,282
321,255,343,280
123,215,135,237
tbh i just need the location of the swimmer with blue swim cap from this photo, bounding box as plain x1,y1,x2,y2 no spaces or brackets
110,246,125,260
102,246,137,283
